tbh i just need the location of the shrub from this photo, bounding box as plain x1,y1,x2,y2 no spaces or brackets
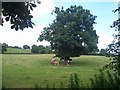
90,70,120,89
68,73,80,89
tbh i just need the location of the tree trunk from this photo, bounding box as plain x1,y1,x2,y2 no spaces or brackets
64,56,70,65
64,60,68,65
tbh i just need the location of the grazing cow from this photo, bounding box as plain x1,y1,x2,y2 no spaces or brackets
53,60,59,66
51,57,59,66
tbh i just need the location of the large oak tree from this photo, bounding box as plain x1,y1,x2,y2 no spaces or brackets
38,5,98,63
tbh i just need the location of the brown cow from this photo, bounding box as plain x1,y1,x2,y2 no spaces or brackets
51,57,59,66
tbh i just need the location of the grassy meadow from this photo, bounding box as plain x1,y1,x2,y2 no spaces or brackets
4,48,31,54
2,54,110,88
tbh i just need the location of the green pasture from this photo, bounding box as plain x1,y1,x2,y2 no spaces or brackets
2,54,110,88
4,48,31,54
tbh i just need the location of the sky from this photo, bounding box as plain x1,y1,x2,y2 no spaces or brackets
0,0,119,50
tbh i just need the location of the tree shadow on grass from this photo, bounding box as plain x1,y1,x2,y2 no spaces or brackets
58,59,94,67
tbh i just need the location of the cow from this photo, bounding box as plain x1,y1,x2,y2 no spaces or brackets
51,56,59,66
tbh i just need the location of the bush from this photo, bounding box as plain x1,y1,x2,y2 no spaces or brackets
68,73,80,89
90,70,120,89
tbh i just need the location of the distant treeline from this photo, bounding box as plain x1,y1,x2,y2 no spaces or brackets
31,45,52,54
0,43,52,54
8,46,22,49
1,43,107,55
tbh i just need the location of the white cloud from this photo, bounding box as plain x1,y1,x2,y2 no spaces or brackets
31,0,54,19
98,34,114,50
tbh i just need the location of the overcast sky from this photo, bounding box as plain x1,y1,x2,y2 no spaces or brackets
0,0,119,50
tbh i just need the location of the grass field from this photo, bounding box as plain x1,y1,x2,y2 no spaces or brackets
4,48,31,54
2,54,110,88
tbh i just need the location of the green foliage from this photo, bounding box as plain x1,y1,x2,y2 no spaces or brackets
105,7,120,75
45,46,52,54
90,70,107,88
60,82,64,88
23,45,30,49
34,83,40,90
1,86,6,90
0,43,8,54
90,70,120,88
31,45,52,54
38,45,46,54
1,1,40,30
104,54,120,75
68,73,80,88
46,83,49,89
99,49,106,56
38,5,98,59
31,45,39,54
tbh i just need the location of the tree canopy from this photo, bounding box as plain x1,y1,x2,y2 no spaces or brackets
31,44,39,54
99,49,106,56
23,45,30,49
0,43,8,54
31,45,52,54
105,7,120,75
1,0,40,31
38,5,98,60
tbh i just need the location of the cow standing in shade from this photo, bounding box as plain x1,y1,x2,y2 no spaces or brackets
51,56,59,66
